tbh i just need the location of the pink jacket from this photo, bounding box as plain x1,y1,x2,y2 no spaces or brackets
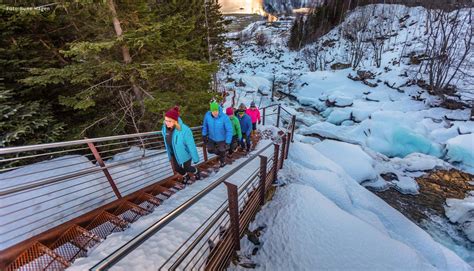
246,108,261,124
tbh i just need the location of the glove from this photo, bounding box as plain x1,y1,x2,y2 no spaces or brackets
203,135,208,144
258,121,261,124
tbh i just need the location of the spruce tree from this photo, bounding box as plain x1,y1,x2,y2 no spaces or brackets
1,1,229,144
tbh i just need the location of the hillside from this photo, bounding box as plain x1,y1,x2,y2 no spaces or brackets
220,4,474,268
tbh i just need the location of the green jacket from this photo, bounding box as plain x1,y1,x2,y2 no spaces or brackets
229,115,242,140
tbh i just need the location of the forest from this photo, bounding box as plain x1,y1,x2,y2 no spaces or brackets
0,0,229,147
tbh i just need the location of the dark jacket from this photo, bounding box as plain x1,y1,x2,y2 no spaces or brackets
237,113,252,137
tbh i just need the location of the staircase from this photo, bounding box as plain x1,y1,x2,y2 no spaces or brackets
0,104,294,270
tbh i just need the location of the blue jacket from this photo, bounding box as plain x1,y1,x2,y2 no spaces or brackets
237,113,252,137
162,118,200,165
202,106,233,144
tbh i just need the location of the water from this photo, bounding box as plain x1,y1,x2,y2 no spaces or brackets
219,0,265,14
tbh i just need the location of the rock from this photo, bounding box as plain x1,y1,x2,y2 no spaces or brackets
247,231,261,246
380,172,399,182
370,169,473,222
330,62,351,70
239,262,258,269
322,39,337,47
356,70,375,80
252,247,259,255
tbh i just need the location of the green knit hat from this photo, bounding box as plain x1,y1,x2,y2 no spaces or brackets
210,101,219,112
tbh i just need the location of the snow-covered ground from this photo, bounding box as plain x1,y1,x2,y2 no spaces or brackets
231,140,472,270
221,4,474,269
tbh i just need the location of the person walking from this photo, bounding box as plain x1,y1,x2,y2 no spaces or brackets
236,105,252,153
162,106,201,184
202,101,233,167
226,107,242,156
245,101,261,136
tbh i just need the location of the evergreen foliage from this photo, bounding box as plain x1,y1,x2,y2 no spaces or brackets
0,0,228,146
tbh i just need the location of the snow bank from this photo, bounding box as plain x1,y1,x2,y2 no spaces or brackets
237,184,436,270
446,134,474,167
236,141,472,270
236,74,272,94
313,140,377,183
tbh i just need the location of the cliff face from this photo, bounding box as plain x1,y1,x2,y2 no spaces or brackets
263,0,315,14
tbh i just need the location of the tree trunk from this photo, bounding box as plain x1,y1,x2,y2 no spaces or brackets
107,0,144,113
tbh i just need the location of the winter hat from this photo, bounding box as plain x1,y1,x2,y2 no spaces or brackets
226,107,234,116
165,106,180,121
210,101,219,112
238,103,246,111
250,101,256,108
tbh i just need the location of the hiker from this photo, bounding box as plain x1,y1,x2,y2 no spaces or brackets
162,106,201,184
236,104,252,153
202,101,233,167
245,101,261,136
226,107,242,156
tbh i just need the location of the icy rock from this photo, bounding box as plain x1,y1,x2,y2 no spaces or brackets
445,134,474,167
445,195,474,242
327,93,353,107
326,109,352,125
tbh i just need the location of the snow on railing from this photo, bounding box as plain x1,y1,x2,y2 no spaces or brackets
0,127,212,251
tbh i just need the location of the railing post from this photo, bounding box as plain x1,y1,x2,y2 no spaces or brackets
224,181,240,252
286,132,291,160
273,144,279,183
259,155,268,205
291,115,296,142
276,105,281,128
262,107,266,126
86,141,122,199
280,134,286,169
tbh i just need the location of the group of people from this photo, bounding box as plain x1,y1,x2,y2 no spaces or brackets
162,101,261,184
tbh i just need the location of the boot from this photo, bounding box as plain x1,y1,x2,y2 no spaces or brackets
183,174,190,185
194,170,202,181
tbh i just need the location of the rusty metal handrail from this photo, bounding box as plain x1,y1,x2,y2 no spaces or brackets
0,127,202,155
0,150,168,196
0,125,209,253
89,142,274,271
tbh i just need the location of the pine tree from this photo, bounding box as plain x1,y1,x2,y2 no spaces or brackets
1,1,229,144
0,81,64,147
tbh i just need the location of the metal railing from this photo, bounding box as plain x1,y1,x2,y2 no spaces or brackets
90,132,292,270
1,105,296,270
0,127,213,252
261,104,296,141
90,110,296,270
